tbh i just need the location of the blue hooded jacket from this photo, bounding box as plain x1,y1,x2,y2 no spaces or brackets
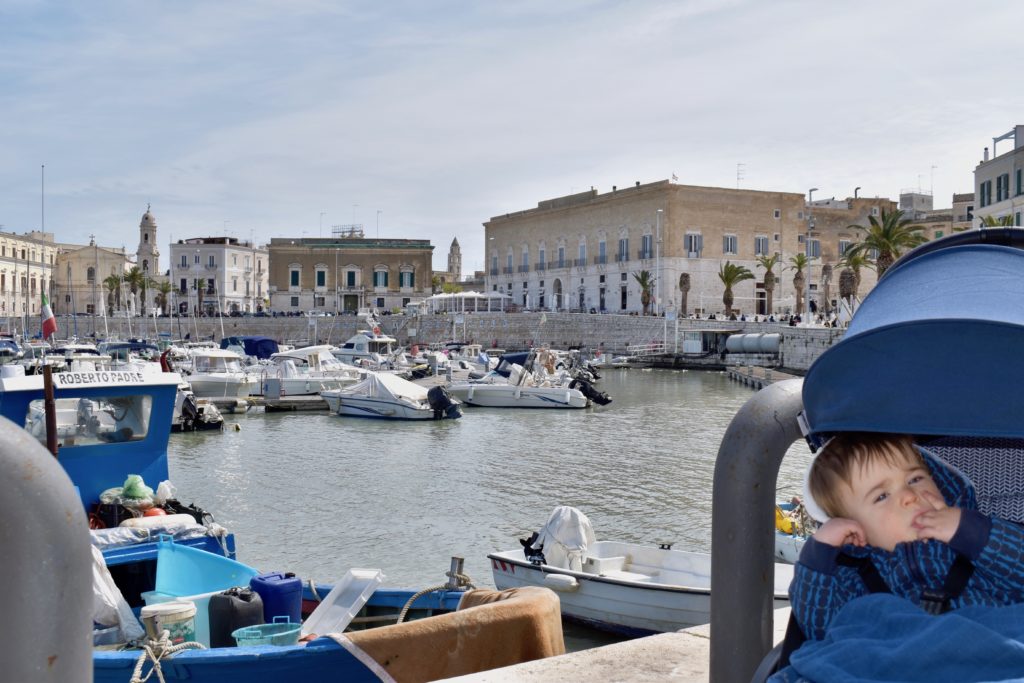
790,447,1024,640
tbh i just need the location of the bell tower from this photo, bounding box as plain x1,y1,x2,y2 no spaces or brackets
447,237,462,283
137,204,160,275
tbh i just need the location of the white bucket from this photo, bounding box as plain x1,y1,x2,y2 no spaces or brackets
140,600,197,644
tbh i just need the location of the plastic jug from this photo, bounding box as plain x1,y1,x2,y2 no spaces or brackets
209,587,265,648
249,572,302,624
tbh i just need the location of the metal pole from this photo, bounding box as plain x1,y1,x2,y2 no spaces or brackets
806,188,818,320
710,379,803,683
655,209,662,316
42,365,58,457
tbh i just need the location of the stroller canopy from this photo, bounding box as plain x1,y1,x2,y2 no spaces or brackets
802,238,1024,442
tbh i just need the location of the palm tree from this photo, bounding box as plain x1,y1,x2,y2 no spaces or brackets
678,273,691,316
837,250,872,304
717,261,754,317
442,282,463,294
124,266,144,315
787,253,809,316
632,270,655,315
980,215,1014,227
102,274,121,315
846,208,926,278
755,254,781,316
154,281,173,315
196,278,207,316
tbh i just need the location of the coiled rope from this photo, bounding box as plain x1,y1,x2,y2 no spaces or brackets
129,630,207,683
395,570,475,624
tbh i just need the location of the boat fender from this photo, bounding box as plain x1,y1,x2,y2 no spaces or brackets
543,574,579,592
467,386,474,400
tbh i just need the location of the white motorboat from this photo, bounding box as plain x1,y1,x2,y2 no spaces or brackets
322,372,462,420
185,348,253,399
774,500,813,564
447,351,610,409
489,506,792,635
255,345,361,396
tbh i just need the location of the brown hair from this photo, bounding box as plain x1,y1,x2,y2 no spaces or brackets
809,433,923,518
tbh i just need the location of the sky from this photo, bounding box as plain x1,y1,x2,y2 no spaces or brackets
2,0,1021,275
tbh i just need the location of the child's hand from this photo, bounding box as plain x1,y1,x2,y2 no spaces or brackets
914,490,962,543
814,517,867,548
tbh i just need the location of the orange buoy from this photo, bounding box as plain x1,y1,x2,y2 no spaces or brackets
373,327,381,335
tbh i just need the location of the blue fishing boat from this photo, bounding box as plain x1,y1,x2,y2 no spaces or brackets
0,365,564,682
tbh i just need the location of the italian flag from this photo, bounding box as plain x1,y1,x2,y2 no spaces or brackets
41,292,57,339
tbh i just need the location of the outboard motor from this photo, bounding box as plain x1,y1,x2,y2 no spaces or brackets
181,393,200,430
427,385,462,419
571,378,613,406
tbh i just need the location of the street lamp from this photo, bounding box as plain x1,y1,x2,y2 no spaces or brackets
806,188,818,321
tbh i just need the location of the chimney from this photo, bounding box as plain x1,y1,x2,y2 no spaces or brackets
635,181,640,187
612,185,617,192
984,147,990,162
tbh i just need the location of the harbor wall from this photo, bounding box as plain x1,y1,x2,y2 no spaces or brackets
94,313,845,373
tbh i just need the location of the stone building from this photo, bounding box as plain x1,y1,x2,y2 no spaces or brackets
974,124,1024,226
484,180,902,317
0,231,60,328
170,236,269,315
432,237,463,289
267,227,433,313
54,238,130,316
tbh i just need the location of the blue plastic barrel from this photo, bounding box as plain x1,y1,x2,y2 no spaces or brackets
249,572,302,624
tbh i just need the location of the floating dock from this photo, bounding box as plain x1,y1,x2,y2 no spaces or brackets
250,395,330,412
726,365,797,390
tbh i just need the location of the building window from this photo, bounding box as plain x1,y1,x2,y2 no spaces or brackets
538,248,546,267
1017,212,1022,227
871,207,879,216
754,236,769,256
232,278,238,292
617,238,628,262
207,255,216,268
521,250,529,269
808,239,821,258
506,253,513,271
773,209,781,219
144,233,149,243
376,297,385,308
578,243,586,264
400,271,414,288
87,267,96,283
180,278,187,293
685,233,703,257
316,270,326,287
374,269,389,287
290,296,299,307
621,272,627,281
980,181,992,207
598,241,606,264
346,270,357,287
557,246,565,268
86,304,95,314
193,253,200,264
180,255,187,268
290,269,300,287
838,240,851,256
315,296,325,306
723,235,737,255
641,234,653,259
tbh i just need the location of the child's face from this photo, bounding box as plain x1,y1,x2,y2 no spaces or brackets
836,455,943,551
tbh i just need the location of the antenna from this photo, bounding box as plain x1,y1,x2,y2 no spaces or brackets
736,163,745,189
930,165,937,196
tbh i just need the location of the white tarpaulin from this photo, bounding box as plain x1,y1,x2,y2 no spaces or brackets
531,505,596,571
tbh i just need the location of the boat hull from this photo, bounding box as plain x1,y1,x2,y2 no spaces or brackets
326,395,458,420
189,376,252,399
448,383,589,409
489,547,791,635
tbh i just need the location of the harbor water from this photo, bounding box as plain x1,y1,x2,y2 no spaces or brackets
168,368,812,643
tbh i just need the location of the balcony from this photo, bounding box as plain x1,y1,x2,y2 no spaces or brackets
489,268,498,276
517,265,530,273
593,255,607,265
615,254,629,263
547,261,567,270
637,250,653,260
502,267,514,275
573,258,587,267
205,264,218,270
534,262,546,272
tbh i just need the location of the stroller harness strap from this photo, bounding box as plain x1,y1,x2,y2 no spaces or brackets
835,551,975,615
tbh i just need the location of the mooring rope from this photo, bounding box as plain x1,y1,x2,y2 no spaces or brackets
129,630,207,683
395,570,475,624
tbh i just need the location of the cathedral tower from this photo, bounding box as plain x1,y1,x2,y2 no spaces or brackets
447,237,462,282
137,204,160,275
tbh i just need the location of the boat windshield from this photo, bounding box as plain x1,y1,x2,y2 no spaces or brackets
24,395,152,448
194,357,242,373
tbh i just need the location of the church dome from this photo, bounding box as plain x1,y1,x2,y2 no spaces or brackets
140,205,157,230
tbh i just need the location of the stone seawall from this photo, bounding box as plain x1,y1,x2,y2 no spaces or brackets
103,313,844,373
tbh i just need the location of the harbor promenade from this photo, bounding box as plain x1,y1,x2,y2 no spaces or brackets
95,311,843,372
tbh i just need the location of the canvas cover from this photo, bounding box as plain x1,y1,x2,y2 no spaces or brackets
802,243,1024,442
345,372,428,402
531,505,597,571
221,336,279,360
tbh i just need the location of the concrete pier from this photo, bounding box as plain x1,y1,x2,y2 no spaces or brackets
725,365,797,391
448,608,791,682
